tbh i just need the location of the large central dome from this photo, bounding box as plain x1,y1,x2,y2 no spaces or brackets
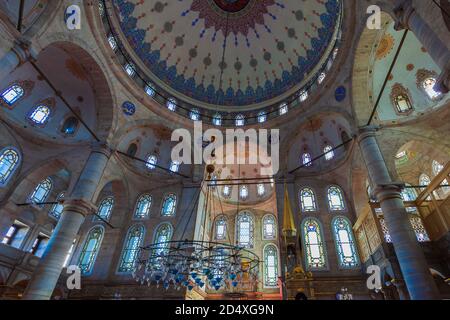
112,0,341,110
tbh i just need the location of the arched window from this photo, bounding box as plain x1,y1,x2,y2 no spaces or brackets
317,72,326,84
169,161,180,173
332,217,359,268
263,215,276,240
49,192,65,220
124,63,135,77
391,84,413,114
263,244,279,287
302,152,312,167
127,143,138,157
1,84,24,106
300,187,317,212
279,103,288,115
78,226,104,275
432,160,444,176
324,145,334,161
108,35,117,51
134,194,152,219
29,177,52,205
236,212,253,248
190,109,200,121
118,225,145,272
215,216,227,240
61,117,79,135
95,196,114,222
421,77,442,100
299,90,308,102
150,223,173,269
222,184,231,198
167,98,177,111
0,148,20,187
258,111,267,123
239,185,249,200
146,155,158,170
257,183,265,197
145,84,155,97
302,218,327,269
235,114,245,127
327,186,345,211
28,104,51,126
401,184,417,202
419,173,431,189
161,194,177,216
213,113,222,126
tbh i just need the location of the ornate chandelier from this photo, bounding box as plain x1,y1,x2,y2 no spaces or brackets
132,240,260,292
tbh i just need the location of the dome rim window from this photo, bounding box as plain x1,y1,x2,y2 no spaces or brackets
0,147,21,188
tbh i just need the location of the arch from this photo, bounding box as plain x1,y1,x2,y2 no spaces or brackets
262,214,277,240
263,244,279,288
150,222,174,269
301,217,327,270
77,225,105,275
133,194,152,219
161,193,177,216
299,187,317,212
214,215,227,241
327,185,346,211
331,216,360,269
29,177,53,205
236,211,254,248
94,196,114,222
117,224,145,273
0,147,21,187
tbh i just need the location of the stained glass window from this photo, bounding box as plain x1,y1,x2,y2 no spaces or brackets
257,183,265,197
279,103,288,115
222,185,231,197
419,173,431,189
332,217,359,268
299,90,308,102
432,160,449,193
29,177,52,205
215,216,227,240
78,226,104,275
161,194,177,216
150,223,173,269
124,63,135,77
300,187,317,212
108,35,117,51
263,215,276,240
169,161,180,173
394,94,412,113
213,113,222,126
401,184,417,202
379,218,392,243
1,84,24,106
422,78,442,100
190,109,200,121
28,104,51,126
134,194,152,219
236,212,253,248
258,111,267,123
145,84,155,97
327,186,345,211
409,216,430,242
118,225,145,272
146,155,158,170
2,221,29,249
61,117,78,135
264,244,279,287
49,192,65,220
324,145,334,161
235,114,245,127
0,148,20,186
302,153,312,167
302,218,327,269
239,185,249,200
167,98,177,111
94,196,114,222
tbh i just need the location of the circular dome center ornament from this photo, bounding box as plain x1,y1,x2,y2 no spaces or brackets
212,0,251,13
122,101,136,116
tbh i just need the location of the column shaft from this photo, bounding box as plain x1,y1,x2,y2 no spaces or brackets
23,147,110,300
358,127,439,300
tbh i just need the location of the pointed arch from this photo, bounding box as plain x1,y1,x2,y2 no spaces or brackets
332,216,359,268
78,225,105,275
301,217,327,270
118,224,145,273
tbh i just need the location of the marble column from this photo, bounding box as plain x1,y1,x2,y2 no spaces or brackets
0,40,33,82
23,144,111,300
358,126,439,300
393,0,450,93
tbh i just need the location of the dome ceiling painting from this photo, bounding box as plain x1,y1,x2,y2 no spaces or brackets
112,0,342,110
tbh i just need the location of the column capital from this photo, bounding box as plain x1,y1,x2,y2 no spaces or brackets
90,141,112,158
357,125,380,142
372,183,404,202
393,0,415,31
62,198,97,217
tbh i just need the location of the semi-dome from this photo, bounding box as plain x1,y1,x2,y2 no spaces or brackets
109,0,342,114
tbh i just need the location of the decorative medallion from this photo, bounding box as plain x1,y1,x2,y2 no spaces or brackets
376,34,395,60
122,101,136,116
335,86,346,102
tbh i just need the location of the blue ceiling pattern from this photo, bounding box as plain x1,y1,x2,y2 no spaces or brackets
113,0,341,107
